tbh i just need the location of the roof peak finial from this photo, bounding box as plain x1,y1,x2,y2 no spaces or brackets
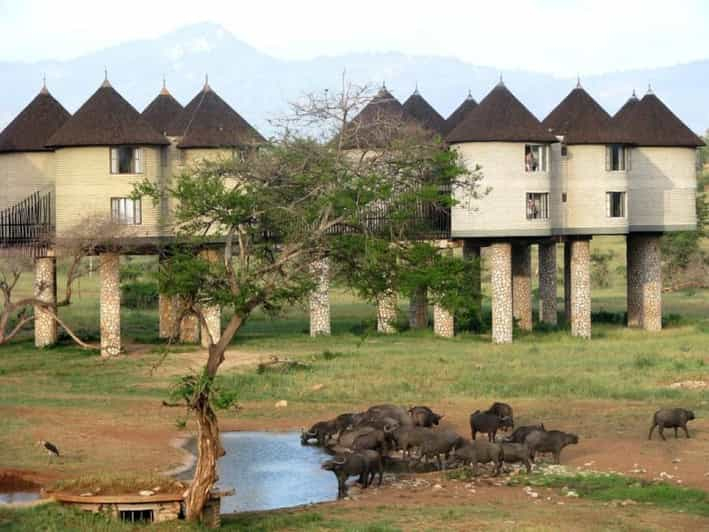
647,82,654,95
203,73,211,92
160,74,170,95
40,73,48,95
632,88,637,98
101,67,112,88
576,74,582,89
414,81,419,95
467,88,473,99
497,73,505,87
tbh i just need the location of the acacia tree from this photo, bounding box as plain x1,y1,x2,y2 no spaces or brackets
135,80,481,519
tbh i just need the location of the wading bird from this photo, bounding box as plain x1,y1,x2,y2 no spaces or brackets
37,440,60,463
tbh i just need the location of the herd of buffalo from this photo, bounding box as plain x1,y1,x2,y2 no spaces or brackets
301,403,697,498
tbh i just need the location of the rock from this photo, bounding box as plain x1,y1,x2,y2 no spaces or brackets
310,383,325,392
565,490,579,498
530,492,539,498
672,458,681,464
583,461,595,467
275,400,288,408
139,490,155,497
79,492,93,497
620,499,637,506
152,486,162,492
433,484,443,490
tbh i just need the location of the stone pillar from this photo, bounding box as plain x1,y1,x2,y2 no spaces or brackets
489,242,513,344
99,252,121,357
179,309,200,344
512,244,532,331
628,234,662,331
309,258,331,337
538,242,558,325
569,239,591,339
34,256,57,348
433,303,454,337
200,250,222,348
463,241,482,312
376,290,398,334
408,285,428,330
626,235,642,328
563,241,571,323
158,294,179,339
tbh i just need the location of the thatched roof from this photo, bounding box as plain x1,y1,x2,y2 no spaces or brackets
542,84,624,144
613,90,704,147
167,82,264,148
444,92,477,135
339,86,411,150
613,90,639,122
0,85,71,153
47,79,168,147
402,90,447,135
446,81,556,144
141,83,184,136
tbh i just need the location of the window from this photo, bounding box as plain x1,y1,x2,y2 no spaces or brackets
525,144,548,172
606,191,626,218
526,193,549,220
561,192,567,203
110,147,143,174
111,197,142,225
561,145,568,157
605,144,629,171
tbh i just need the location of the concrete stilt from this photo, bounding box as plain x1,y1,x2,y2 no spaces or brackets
179,309,200,344
309,258,331,337
99,252,121,357
408,285,428,330
569,239,591,339
158,294,179,339
200,250,221,348
564,241,571,323
489,242,513,344
463,241,482,311
512,244,532,331
626,235,642,327
433,303,454,337
34,256,57,347
628,234,662,331
538,242,558,325
377,290,398,334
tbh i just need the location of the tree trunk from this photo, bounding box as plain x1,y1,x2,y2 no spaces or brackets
185,394,224,522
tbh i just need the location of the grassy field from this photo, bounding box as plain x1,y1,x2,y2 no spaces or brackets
0,236,708,530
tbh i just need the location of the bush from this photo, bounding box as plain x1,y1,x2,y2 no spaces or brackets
121,281,159,309
590,249,615,288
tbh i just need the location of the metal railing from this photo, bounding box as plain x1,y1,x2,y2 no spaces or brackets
0,190,55,256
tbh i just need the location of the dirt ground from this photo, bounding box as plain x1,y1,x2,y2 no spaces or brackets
2,348,708,529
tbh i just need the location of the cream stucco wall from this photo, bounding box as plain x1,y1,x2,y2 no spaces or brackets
628,147,697,232
553,144,629,235
451,142,552,237
54,146,165,238
0,151,55,210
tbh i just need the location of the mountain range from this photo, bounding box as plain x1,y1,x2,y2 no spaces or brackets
1,23,707,136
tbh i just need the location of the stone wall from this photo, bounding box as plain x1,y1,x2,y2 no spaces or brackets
433,303,454,337
158,294,179,339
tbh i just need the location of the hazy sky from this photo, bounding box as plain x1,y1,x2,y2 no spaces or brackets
1,0,707,76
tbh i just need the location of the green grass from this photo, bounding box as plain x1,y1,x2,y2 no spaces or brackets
513,471,709,517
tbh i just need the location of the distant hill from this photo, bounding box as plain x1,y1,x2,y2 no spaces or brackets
1,22,707,136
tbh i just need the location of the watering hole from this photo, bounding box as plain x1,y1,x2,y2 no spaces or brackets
0,474,40,506
215,431,337,513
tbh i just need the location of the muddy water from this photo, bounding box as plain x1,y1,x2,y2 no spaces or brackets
216,431,337,513
0,475,40,505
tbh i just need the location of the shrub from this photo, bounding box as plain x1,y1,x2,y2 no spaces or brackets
121,281,159,309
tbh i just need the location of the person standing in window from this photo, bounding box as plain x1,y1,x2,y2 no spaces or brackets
525,147,537,172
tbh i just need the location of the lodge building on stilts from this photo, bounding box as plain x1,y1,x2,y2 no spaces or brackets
0,73,702,353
